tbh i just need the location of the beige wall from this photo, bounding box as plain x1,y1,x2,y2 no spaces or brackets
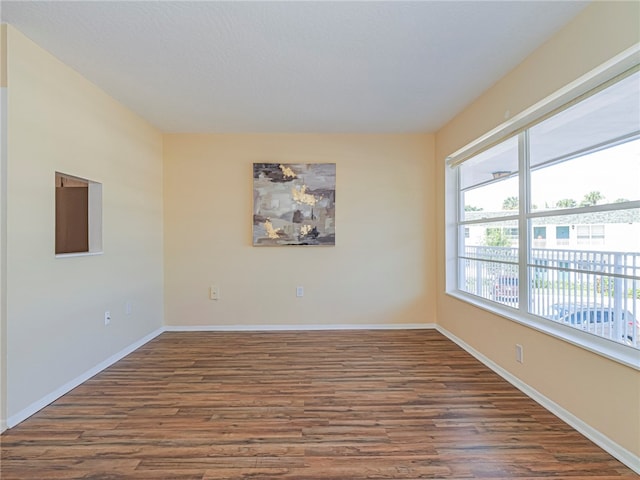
5,26,164,420
435,1,640,456
164,134,435,328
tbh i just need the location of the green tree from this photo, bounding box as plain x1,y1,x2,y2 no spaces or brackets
614,198,629,203
464,205,483,211
556,198,577,208
580,191,604,207
484,228,511,247
502,196,519,210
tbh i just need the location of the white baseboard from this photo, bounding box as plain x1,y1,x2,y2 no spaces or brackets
6,327,164,428
435,325,640,475
164,323,436,332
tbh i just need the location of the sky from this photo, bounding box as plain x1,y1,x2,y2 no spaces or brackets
464,139,640,212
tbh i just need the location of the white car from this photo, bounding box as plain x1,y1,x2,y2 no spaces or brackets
550,304,638,345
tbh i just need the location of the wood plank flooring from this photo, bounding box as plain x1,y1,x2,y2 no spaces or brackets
1,330,636,479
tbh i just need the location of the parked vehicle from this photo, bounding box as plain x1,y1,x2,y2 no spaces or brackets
493,275,519,303
549,303,638,345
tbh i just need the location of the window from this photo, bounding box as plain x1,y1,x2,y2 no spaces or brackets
503,228,518,239
448,65,640,360
533,227,546,240
55,172,102,256
555,226,569,239
532,226,546,248
576,224,605,246
555,226,570,246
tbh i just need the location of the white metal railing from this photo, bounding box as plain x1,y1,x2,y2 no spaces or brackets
460,246,640,348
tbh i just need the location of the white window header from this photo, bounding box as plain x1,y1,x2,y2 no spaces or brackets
446,43,640,169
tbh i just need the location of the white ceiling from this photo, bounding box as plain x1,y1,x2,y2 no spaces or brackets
1,1,589,133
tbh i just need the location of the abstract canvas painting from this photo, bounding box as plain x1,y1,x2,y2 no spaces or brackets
253,163,336,246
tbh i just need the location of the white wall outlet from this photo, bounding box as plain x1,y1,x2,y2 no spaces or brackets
296,286,304,297
209,285,220,300
515,344,523,363
125,301,132,315
104,311,111,326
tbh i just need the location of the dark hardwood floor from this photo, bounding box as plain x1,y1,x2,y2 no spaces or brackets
1,330,636,479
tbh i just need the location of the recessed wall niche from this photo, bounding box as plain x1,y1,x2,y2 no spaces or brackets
55,172,102,255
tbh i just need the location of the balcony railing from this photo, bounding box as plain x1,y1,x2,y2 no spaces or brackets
460,246,640,349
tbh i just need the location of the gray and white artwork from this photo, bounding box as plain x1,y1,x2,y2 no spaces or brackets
253,163,336,246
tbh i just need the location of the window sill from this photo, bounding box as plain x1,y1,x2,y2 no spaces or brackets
445,290,640,371
55,251,103,259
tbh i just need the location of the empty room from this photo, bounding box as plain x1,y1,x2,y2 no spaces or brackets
0,1,639,478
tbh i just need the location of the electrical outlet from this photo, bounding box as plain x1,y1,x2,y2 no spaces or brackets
104,311,111,326
515,344,523,363
209,285,220,300
125,301,132,315
296,286,304,297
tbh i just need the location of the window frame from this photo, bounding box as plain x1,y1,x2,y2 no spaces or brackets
445,55,640,370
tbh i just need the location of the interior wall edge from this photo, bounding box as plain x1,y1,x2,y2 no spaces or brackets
0,85,5,434
0,24,6,88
